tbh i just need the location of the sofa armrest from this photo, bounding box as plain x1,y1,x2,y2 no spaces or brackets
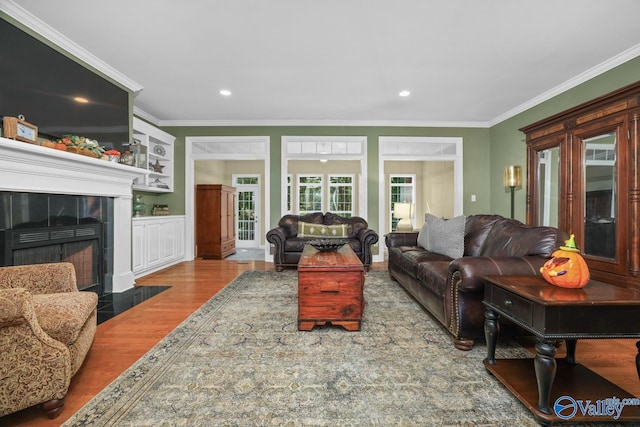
448,255,547,294
444,255,549,342
0,263,77,294
0,287,71,416
385,231,419,248
355,228,379,268
266,226,289,267
266,226,288,246
357,228,379,246
0,288,68,351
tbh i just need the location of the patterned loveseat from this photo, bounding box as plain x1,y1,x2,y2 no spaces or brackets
0,262,98,418
266,212,379,271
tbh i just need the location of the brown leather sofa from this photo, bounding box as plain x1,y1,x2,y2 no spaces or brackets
385,214,567,350
266,212,379,271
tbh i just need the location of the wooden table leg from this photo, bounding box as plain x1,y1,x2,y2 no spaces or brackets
484,308,499,365
534,339,557,414
565,339,577,364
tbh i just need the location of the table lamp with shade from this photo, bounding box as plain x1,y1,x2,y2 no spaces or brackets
394,202,414,231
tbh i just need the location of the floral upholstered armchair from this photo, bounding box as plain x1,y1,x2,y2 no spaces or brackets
0,262,98,418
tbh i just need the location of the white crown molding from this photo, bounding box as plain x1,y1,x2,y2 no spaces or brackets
155,119,490,128
133,107,162,126
488,43,640,127
0,0,143,94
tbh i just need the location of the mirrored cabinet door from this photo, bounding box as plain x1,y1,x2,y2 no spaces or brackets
526,134,566,229
537,146,561,228
581,132,617,260
522,81,640,287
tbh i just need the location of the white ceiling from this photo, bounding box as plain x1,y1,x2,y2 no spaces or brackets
7,0,640,127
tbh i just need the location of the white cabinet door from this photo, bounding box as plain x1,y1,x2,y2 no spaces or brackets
145,222,162,267
159,220,176,261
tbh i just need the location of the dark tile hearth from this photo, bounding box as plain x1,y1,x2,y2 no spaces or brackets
97,286,170,324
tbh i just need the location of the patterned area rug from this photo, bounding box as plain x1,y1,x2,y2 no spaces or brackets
64,271,538,426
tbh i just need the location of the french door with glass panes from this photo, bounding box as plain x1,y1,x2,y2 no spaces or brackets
233,175,260,248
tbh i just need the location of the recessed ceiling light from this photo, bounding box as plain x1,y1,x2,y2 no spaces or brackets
398,90,411,97
74,96,89,103
220,89,232,96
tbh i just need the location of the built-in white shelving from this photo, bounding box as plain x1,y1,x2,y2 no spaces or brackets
132,117,175,192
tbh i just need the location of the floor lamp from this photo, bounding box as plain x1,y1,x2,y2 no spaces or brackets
504,165,522,219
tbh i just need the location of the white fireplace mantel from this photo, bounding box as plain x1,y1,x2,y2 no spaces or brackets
0,137,148,292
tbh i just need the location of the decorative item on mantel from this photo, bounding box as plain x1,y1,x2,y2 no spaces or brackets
119,150,135,166
63,135,105,158
2,114,38,143
104,149,121,162
540,234,590,288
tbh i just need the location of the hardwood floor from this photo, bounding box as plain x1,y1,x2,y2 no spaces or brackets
2,259,639,426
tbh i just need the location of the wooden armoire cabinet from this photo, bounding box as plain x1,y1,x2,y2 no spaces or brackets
196,184,236,259
522,81,640,287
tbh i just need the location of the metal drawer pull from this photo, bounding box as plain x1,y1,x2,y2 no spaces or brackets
504,300,513,306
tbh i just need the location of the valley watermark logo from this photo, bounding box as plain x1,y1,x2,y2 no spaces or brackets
554,395,640,420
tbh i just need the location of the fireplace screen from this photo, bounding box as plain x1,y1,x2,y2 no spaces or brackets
13,239,101,290
3,223,103,293
0,192,113,295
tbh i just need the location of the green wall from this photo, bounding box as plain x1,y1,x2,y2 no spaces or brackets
157,126,490,229
489,56,640,222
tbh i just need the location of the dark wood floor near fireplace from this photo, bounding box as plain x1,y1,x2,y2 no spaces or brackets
97,285,170,324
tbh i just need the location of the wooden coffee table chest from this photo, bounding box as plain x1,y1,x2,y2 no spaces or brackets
297,244,365,331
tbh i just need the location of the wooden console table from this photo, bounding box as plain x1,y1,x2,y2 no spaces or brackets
297,244,365,331
483,275,640,425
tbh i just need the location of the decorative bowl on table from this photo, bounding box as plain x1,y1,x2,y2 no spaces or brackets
308,239,348,252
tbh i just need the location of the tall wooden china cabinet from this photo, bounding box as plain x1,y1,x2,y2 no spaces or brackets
522,81,640,287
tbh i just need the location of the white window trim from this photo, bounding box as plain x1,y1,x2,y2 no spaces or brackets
281,136,367,219
328,174,355,217
297,174,324,214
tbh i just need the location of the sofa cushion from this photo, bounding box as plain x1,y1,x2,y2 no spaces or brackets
284,237,312,252
297,222,349,238
278,212,324,237
464,214,503,256
416,261,450,299
392,247,451,279
479,219,562,257
32,291,98,346
323,212,367,238
417,214,466,259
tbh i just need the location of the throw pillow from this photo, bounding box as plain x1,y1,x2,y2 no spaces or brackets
297,222,348,238
420,214,466,259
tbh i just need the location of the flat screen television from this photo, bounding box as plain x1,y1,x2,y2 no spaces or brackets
0,18,130,150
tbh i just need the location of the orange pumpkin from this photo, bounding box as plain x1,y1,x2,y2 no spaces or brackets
540,234,590,288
